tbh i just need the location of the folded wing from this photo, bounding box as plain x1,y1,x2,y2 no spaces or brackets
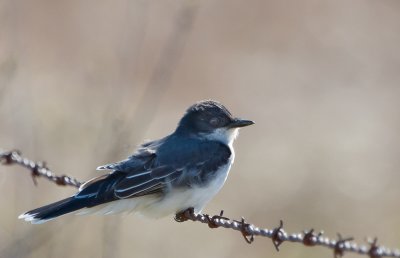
80,138,231,201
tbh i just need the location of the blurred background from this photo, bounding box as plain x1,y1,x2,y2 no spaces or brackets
1,0,400,257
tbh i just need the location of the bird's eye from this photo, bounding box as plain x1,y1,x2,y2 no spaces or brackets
209,117,220,127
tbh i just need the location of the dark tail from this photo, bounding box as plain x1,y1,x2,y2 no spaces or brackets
18,172,125,224
18,197,94,224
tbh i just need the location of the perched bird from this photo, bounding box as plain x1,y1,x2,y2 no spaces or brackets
19,100,254,224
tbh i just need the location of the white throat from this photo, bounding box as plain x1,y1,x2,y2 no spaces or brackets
201,128,239,147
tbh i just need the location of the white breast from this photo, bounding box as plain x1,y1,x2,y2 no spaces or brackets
137,128,239,217
138,154,235,218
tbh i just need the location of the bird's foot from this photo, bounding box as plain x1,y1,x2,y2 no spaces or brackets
174,207,195,222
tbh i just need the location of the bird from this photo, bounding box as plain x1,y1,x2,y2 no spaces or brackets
19,100,254,224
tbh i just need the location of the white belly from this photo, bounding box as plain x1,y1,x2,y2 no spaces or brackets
140,160,233,218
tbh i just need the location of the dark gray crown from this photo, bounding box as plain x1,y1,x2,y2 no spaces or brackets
176,100,234,134
186,100,232,116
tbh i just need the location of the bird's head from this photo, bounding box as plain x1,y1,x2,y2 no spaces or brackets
176,100,254,145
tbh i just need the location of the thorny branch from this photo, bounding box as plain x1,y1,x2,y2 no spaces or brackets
1,149,400,258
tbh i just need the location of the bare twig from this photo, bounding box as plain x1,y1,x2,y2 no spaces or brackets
1,149,400,258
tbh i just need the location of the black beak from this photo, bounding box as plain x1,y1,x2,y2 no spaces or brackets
228,118,255,128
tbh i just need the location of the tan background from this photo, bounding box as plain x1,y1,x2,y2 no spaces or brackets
1,1,400,257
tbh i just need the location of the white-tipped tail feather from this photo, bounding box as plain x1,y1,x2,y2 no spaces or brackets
18,213,52,224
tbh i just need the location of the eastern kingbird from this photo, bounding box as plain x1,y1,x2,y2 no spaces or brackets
19,100,254,223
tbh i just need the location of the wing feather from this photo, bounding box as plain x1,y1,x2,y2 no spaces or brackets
114,166,182,198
